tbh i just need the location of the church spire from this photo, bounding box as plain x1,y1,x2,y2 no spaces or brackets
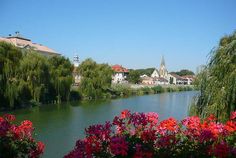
160,55,165,67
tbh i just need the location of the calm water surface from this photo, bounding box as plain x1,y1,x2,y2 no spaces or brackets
10,91,197,158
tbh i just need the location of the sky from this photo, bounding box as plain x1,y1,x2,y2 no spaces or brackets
0,0,236,72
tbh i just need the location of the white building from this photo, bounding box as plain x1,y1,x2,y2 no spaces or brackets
151,69,160,78
154,77,169,85
168,73,190,85
112,65,129,84
182,75,195,85
148,55,169,85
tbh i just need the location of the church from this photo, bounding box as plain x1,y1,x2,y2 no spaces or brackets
141,56,169,85
149,56,169,85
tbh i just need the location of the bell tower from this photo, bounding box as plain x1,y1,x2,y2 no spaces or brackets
73,54,79,67
159,55,168,78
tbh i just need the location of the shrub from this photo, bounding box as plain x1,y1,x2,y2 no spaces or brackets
0,114,44,158
65,110,236,158
151,86,163,93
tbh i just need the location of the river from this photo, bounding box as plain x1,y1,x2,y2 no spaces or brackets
10,91,197,158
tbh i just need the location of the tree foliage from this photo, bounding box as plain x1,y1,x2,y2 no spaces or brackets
190,31,236,121
78,58,113,99
134,68,155,76
127,70,141,84
0,42,73,109
174,69,195,76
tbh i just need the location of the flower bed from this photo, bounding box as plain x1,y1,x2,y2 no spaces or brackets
0,114,44,158
65,110,236,158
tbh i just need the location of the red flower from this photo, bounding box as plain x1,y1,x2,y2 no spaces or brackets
37,142,45,154
131,112,148,127
85,122,111,141
230,111,236,120
30,142,45,158
210,141,230,158
199,129,215,142
224,121,236,133
141,129,156,142
0,117,4,122
84,136,102,155
120,109,131,119
0,118,10,136
3,114,15,122
110,136,128,156
182,116,201,137
157,117,179,135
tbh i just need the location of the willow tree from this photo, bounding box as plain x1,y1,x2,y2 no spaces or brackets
18,51,51,103
191,31,236,121
49,56,73,103
0,42,22,108
78,58,113,99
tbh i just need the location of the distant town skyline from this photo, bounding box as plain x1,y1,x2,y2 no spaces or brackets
1,0,236,72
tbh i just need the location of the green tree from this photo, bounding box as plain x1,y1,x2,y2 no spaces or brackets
190,31,236,121
175,69,195,76
78,58,112,99
0,42,22,108
135,68,155,76
127,70,141,84
18,52,51,103
0,41,75,109
49,56,73,103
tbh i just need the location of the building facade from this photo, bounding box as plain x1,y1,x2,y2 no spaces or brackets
112,65,129,84
0,32,60,56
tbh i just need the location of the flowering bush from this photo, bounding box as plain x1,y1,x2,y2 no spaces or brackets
0,114,44,158
65,110,236,158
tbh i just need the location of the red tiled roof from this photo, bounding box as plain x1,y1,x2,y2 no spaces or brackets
112,64,129,73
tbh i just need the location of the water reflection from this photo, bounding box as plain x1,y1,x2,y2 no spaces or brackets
9,91,197,158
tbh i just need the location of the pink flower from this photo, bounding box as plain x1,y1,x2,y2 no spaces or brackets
146,112,158,126
182,116,201,137
230,111,236,120
182,116,201,130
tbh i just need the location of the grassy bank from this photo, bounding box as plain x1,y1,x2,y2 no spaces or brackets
71,84,196,101
111,84,195,97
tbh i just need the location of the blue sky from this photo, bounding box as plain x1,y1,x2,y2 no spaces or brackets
1,0,236,72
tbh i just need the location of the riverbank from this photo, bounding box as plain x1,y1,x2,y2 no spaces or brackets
0,83,195,112
71,84,196,101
